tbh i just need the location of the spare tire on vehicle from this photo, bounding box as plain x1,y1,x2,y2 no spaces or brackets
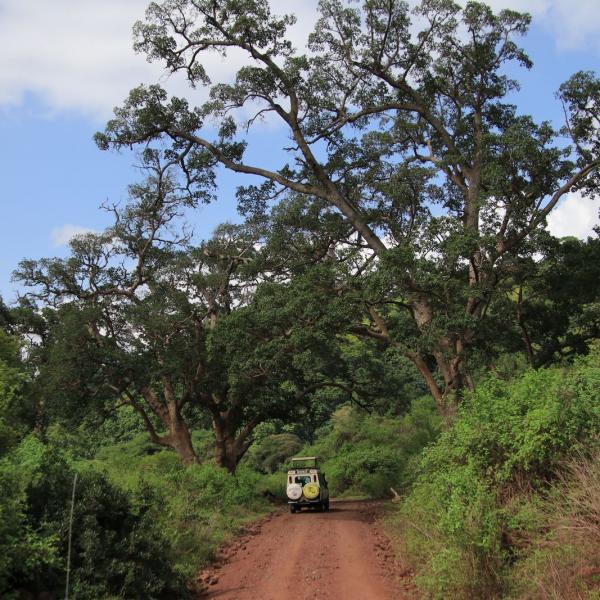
303,482,320,500
286,483,302,500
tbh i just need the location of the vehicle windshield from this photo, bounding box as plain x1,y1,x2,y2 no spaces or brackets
294,475,311,485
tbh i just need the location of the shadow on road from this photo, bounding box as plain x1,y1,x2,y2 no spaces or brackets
289,502,375,522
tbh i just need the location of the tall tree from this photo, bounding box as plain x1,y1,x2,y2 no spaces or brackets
503,235,600,367
95,0,599,414
15,163,348,470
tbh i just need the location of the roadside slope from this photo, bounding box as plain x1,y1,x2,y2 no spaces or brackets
199,500,409,599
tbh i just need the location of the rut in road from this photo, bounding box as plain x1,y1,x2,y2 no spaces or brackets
199,500,410,600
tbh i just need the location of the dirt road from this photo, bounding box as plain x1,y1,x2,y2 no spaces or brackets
198,500,410,600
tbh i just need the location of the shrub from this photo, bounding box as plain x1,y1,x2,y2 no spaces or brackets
0,435,189,599
399,461,504,599
0,455,61,598
301,396,442,498
0,331,28,456
395,350,600,599
245,432,303,473
92,442,272,580
510,444,600,599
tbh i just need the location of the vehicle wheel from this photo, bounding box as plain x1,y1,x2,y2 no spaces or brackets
324,500,330,511
290,505,296,514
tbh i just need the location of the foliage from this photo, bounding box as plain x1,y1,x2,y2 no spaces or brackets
393,349,600,599
509,444,600,599
0,444,61,597
0,330,29,454
301,397,442,498
515,236,600,366
16,170,355,469
245,432,303,474
0,423,271,597
91,441,271,579
0,435,189,599
480,236,600,371
3,2,600,596
96,0,600,406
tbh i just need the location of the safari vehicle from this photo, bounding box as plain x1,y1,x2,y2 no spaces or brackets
286,456,330,513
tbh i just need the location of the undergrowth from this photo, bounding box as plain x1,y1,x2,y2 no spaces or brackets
509,445,600,599
386,349,600,599
90,435,273,581
295,396,442,498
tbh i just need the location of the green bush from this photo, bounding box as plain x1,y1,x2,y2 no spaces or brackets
395,350,600,599
0,330,29,456
0,435,189,599
301,396,442,498
509,444,600,599
91,440,272,580
0,454,61,597
400,461,504,599
245,432,303,473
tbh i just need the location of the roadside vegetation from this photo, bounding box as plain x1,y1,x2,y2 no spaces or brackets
386,349,600,599
1,0,600,598
2,308,600,598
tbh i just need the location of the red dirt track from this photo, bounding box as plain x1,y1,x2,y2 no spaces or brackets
198,500,410,600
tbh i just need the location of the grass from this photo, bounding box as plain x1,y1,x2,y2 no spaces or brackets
509,445,600,599
86,434,276,583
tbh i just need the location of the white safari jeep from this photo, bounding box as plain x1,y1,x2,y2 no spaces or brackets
286,456,330,513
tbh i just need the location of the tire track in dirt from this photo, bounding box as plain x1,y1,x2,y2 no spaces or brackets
198,500,411,600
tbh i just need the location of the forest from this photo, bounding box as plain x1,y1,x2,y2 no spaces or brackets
1,0,599,598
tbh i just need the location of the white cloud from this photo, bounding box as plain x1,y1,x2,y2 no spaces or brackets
481,0,600,51
547,192,600,239
536,0,600,52
51,224,97,247
0,0,597,120
0,0,153,118
474,0,550,14
0,0,318,120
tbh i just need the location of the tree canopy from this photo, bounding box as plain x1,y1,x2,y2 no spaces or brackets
15,162,360,469
94,0,600,412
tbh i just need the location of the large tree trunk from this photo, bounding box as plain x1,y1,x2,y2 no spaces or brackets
367,301,471,418
163,412,198,465
214,432,246,473
410,296,472,407
136,386,199,465
212,411,260,473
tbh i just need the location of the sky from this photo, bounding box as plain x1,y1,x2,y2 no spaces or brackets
0,0,599,302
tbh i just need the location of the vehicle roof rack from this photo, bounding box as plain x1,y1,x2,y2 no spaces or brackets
290,456,319,468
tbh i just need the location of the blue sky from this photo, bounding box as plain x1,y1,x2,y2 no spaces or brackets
1,0,599,302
